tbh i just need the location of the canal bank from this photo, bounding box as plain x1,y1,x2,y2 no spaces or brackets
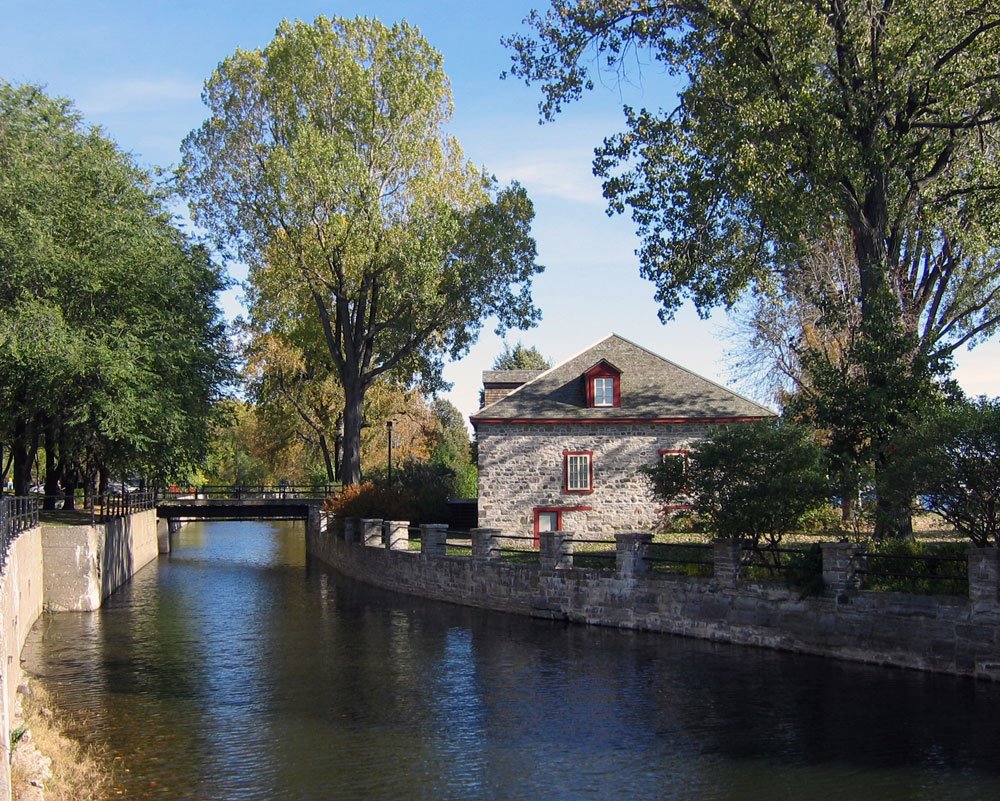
0,508,158,801
306,516,1000,681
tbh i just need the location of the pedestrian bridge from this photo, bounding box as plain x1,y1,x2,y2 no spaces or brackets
156,485,335,522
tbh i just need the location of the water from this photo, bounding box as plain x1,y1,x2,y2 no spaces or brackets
21,520,1000,801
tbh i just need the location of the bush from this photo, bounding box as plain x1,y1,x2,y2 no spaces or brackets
327,459,460,524
918,397,1000,547
863,539,968,595
645,420,831,550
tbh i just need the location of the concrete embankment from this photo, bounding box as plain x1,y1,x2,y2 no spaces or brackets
307,517,1000,683
0,508,160,800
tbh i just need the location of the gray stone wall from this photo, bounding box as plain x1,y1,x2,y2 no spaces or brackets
308,522,1000,681
477,421,709,535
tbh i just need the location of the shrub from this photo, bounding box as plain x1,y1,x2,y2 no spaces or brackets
644,420,831,551
918,397,1000,547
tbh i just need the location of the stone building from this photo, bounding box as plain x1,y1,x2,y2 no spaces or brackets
471,334,774,539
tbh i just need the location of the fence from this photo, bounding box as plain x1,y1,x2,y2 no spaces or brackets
174,485,338,501
0,495,39,566
309,519,1000,680
328,518,987,600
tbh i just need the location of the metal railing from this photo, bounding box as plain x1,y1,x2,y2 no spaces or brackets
854,550,969,596
0,496,40,566
565,537,616,570
646,542,715,577
162,484,339,501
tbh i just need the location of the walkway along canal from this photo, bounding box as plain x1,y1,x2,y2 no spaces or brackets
20,519,1000,801
307,517,1000,680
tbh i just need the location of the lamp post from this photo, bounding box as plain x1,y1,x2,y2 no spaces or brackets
386,420,394,486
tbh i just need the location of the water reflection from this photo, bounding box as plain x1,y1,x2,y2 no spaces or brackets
21,520,1000,801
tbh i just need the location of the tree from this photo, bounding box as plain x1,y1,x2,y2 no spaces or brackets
181,16,543,486
643,420,830,553
0,83,232,498
507,1,1000,536
919,397,1000,547
427,398,477,498
492,341,551,370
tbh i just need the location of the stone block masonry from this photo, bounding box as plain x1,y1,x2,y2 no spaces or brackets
477,421,710,535
306,516,1000,681
42,509,159,612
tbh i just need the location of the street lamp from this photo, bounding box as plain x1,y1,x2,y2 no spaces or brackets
386,420,394,486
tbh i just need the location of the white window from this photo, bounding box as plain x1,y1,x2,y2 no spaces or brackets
593,377,615,407
564,452,592,492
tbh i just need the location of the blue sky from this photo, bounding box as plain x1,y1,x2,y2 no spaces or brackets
3,0,997,423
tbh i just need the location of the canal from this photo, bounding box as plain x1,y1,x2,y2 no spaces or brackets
21,520,1000,801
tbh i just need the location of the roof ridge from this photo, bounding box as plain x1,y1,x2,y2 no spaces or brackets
474,334,617,415
609,333,775,416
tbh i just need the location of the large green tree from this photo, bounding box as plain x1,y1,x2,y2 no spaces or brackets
507,0,1000,536
181,17,543,485
0,83,232,498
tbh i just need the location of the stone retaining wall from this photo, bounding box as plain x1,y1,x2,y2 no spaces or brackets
307,516,1000,681
43,508,159,611
0,526,44,800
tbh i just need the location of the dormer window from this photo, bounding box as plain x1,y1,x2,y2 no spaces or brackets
583,360,621,408
593,377,615,407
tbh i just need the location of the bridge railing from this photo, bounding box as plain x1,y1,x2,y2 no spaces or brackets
157,485,339,501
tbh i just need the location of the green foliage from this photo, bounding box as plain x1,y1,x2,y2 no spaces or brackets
918,398,1000,547
508,1,1000,538
335,459,457,524
181,16,543,485
492,342,551,370
0,82,232,491
863,539,968,596
640,454,688,506
783,544,825,597
645,420,830,549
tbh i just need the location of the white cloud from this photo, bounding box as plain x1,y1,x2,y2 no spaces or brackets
76,78,201,115
492,156,606,206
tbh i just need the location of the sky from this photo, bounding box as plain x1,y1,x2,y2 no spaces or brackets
2,0,997,426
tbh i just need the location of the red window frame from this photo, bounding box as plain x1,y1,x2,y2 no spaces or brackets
583,361,621,408
657,449,692,511
563,450,594,494
532,505,593,547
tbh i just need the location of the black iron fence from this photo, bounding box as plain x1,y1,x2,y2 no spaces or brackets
647,542,715,577
0,495,39,566
163,485,339,501
854,548,969,596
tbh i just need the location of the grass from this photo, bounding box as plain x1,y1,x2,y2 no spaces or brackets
12,680,115,801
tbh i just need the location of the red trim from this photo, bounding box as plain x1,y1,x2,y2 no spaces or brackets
533,505,593,547
662,504,694,512
563,450,594,493
474,416,770,425
584,361,621,408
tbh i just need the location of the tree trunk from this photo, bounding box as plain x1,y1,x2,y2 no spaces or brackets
11,421,37,497
43,426,63,511
318,433,336,483
340,378,364,486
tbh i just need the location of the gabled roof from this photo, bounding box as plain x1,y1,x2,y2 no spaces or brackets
471,333,774,423
482,370,546,386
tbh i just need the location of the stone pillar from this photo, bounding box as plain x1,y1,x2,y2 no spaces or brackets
361,518,383,547
384,520,410,551
343,517,361,544
421,524,448,558
540,531,574,570
713,539,743,588
968,547,1000,612
821,542,864,598
616,532,651,577
471,528,501,562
